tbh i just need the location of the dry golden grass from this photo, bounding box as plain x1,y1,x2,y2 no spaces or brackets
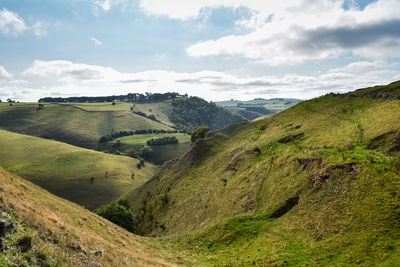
0,167,180,266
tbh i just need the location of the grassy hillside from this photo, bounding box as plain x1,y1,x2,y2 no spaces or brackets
0,99,243,164
216,97,302,120
0,167,184,266
0,102,173,148
126,81,400,265
0,130,156,209
101,133,191,164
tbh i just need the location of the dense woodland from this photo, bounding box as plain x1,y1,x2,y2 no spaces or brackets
169,97,245,131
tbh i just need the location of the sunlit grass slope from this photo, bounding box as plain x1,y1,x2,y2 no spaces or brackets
0,130,156,209
107,133,191,164
0,167,180,266
127,81,400,265
0,102,173,148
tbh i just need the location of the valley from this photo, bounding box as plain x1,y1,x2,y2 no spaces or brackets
1,82,400,266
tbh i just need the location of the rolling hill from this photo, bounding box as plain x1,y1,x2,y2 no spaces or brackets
216,97,302,120
0,130,156,210
0,167,183,266
0,102,173,149
126,81,400,265
0,96,244,164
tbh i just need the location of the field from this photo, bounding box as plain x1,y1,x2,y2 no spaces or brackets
99,133,192,164
126,82,400,265
0,102,173,148
0,130,156,209
132,101,175,126
115,132,191,145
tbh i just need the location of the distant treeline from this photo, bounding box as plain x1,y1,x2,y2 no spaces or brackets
147,136,178,146
99,129,184,143
39,92,187,103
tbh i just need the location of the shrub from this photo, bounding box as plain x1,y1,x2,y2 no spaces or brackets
191,126,210,143
99,136,110,143
147,136,178,146
139,147,153,160
94,201,135,232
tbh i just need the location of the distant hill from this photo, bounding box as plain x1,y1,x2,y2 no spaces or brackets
0,130,155,209
0,167,179,266
126,81,400,265
216,97,302,120
0,95,244,164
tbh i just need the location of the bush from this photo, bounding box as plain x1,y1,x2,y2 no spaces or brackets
139,147,153,160
191,126,210,143
94,201,135,232
99,136,110,143
147,136,179,146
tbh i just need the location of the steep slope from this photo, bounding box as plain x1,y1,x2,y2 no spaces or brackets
0,167,179,266
127,81,400,265
0,130,156,209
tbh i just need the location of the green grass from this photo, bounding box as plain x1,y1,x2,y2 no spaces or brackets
126,82,400,265
132,101,175,126
100,133,192,164
0,102,173,148
115,133,190,145
0,130,156,209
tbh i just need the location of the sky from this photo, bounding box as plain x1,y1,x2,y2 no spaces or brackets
0,0,400,102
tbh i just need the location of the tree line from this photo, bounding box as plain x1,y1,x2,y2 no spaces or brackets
38,92,188,103
99,129,183,143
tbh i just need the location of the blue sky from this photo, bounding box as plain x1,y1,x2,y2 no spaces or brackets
0,0,399,102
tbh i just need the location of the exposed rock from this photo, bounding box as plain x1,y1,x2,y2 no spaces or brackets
94,249,103,256
0,212,9,219
0,219,13,237
90,261,103,267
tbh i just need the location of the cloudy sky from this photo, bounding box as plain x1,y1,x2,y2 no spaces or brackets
0,0,400,102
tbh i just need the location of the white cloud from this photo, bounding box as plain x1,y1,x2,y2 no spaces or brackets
179,0,400,65
95,0,112,11
139,0,294,21
32,21,47,37
22,60,118,82
0,65,12,79
90,37,103,46
94,0,129,12
5,59,395,102
0,8,47,37
0,8,29,35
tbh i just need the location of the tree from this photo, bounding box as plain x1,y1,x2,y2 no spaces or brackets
191,126,210,143
94,200,135,232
